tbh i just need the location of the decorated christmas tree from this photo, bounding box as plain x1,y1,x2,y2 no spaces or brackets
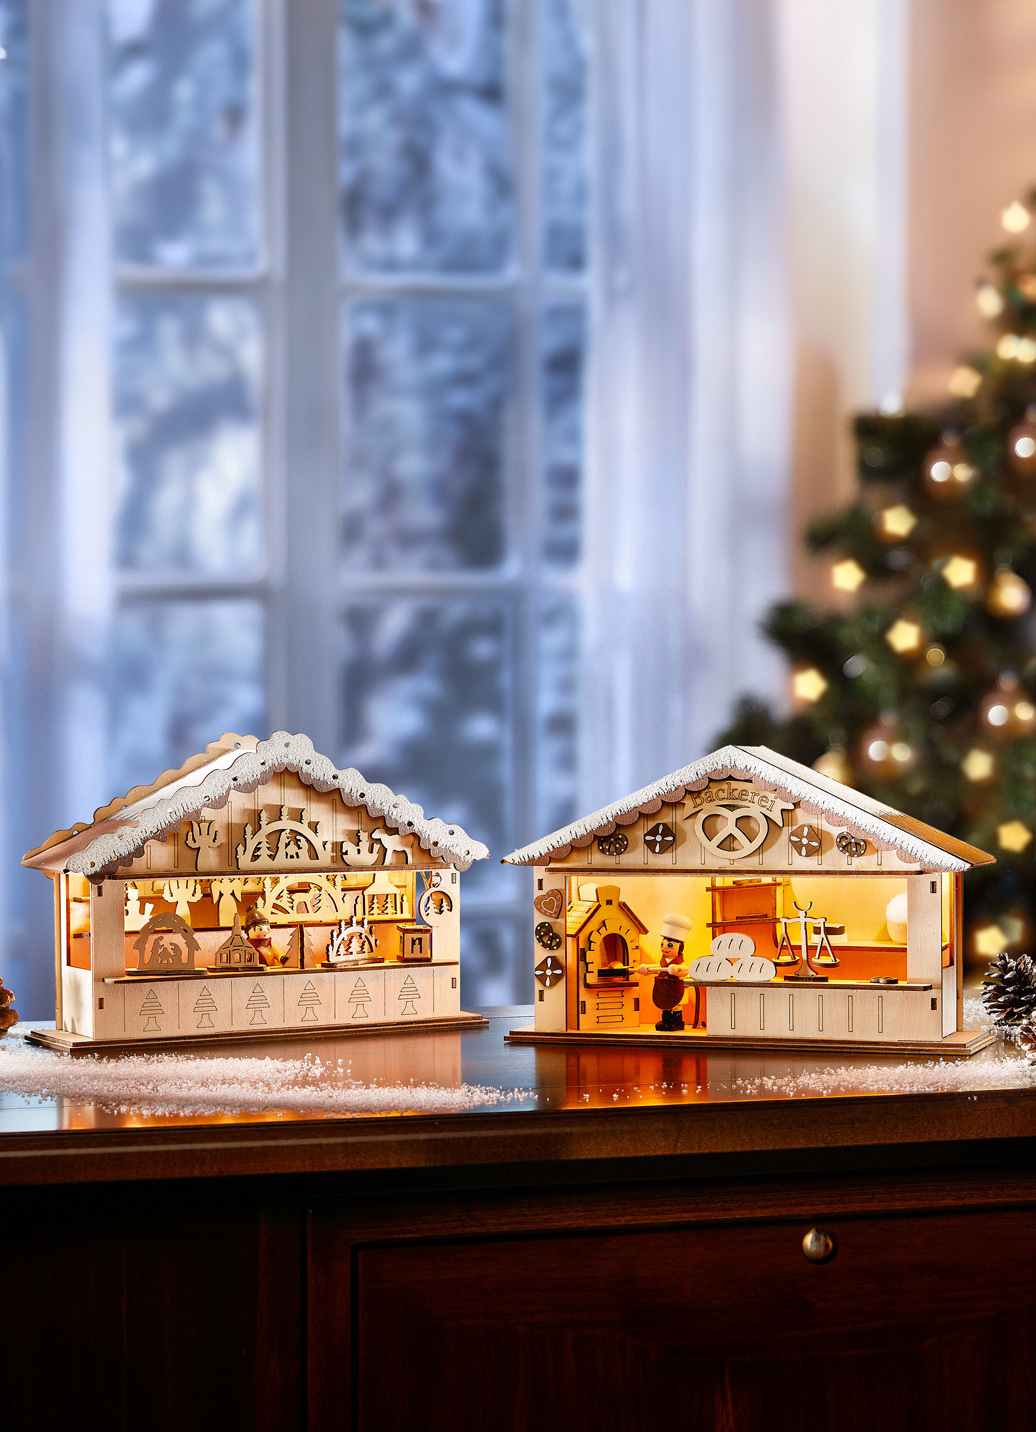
722,192,1036,965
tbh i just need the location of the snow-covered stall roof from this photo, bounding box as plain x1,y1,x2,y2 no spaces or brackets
23,732,490,876
502,744,993,873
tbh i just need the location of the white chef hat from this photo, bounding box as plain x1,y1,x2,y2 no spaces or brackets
660,913,693,942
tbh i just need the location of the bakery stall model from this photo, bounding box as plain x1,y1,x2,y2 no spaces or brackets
505,744,995,1057
23,732,489,1053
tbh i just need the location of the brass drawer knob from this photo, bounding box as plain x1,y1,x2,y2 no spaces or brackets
802,1227,837,1263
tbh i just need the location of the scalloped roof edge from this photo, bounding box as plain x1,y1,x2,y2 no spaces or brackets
22,732,490,876
501,743,994,873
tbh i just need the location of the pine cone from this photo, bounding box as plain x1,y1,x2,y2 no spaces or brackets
981,952,1036,1027
0,977,18,1036
1017,1021,1036,1064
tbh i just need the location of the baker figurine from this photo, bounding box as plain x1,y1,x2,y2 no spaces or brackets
639,913,693,1031
243,908,289,967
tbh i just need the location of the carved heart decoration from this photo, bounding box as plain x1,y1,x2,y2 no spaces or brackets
534,889,563,920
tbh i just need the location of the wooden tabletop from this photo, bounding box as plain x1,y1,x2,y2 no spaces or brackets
1,1008,1035,1186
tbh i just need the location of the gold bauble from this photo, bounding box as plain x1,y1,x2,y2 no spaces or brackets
1008,410,1036,478
858,717,915,778
922,434,976,499
987,567,1033,619
981,673,1036,737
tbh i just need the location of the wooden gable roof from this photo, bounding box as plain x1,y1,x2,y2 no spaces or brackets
502,744,994,873
23,732,490,877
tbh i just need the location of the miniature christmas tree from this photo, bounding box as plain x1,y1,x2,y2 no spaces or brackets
246,983,271,1026
349,978,371,1019
398,974,420,1016
297,981,321,1022
193,986,218,1029
722,191,1036,961
138,986,164,1033
981,951,1036,1027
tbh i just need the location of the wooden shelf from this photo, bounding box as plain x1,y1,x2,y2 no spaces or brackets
706,916,780,927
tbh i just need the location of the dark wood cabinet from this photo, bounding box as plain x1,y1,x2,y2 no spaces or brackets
307,1178,1036,1432
3,1017,1036,1431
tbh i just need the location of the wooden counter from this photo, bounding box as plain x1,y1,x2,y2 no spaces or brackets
3,1009,1036,1432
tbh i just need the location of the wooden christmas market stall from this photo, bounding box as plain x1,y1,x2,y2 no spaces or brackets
504,744,995,1057
23,732,488,1053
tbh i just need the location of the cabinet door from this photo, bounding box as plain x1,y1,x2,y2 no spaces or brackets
5,1187,301,1432
309,1204,1036,1432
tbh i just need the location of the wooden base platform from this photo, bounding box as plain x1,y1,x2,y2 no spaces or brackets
26,1012,489,1058
505,1025,995,1059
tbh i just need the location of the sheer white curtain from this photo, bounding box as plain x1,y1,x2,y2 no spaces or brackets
581,0,792,809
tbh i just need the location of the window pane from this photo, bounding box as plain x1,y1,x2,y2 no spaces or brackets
537,598,579,835
541,0,588,273
0,0,30,263
107,0,260,270
540,301,585,569
114,294,262,573
343,299,509,571
341,600,512,898
462,917,522,1006
2,292,28,558
338,0,512,274
109,600,264,795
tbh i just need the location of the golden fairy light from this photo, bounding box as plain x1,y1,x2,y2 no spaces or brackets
1001,200,1031,234
997,333,1021,360
885,618,924,655
925,644,946,667
812,748,852,784
998,820,1034,853
948,365,982,399
976,282,1005,318
877,504,916,539
973,923,1009,958
941,554,979,589
830,558,866,592
961,748,995,782
987,568,1032,618
792,667,828,704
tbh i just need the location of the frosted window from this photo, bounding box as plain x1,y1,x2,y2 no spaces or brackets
109,601,264,796
113,294,262,573
107,0,260,270
343,299,510,570
0,0,30,262
542,0,588,273
461,919,521,1006
338,0,512,274
541,302,585,569
341,600,512,898
537,599,579,835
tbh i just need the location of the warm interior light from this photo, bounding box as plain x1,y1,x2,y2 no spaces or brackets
961,748,995,782
792,667,828,703
885,618,923,655
831,558,866,592
997,333,1021,360
1018,338,1036,364
998,820,1034,853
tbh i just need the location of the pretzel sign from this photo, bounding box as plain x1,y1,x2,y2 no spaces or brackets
693,804,769,861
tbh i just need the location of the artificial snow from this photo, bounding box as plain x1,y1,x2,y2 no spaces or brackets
52,732,489,877
502,743,974,871
0,1039,527,1119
